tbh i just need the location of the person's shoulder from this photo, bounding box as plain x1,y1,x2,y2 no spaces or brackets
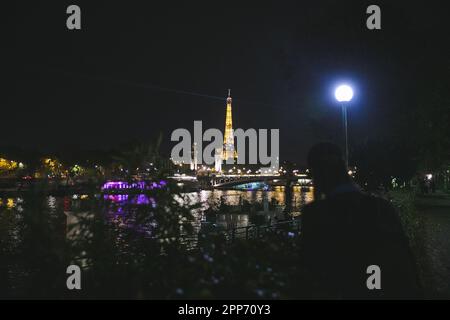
362,192,396,211
360,192,404,230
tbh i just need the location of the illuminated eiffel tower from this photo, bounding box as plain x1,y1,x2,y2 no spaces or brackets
222,89,237,162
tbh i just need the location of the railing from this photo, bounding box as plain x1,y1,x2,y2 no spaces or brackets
181,219,301,249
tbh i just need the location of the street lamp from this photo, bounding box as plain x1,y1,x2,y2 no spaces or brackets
334,84,353,168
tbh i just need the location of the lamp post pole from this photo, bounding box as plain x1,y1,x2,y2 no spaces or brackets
334,84,353,169
342,103,349,169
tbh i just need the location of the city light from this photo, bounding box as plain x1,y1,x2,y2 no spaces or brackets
0,158,18,171
335,84,354,102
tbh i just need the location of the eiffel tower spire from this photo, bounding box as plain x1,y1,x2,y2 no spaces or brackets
223,89,236,161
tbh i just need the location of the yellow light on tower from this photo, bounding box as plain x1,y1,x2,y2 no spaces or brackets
223,89,237,161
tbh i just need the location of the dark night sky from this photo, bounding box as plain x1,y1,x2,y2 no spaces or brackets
9,1,449,165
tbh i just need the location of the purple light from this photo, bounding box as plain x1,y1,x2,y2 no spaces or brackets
136,194,149,205
135,194,157,207
104,194,129,202
104,193,157,207
102,180,166,191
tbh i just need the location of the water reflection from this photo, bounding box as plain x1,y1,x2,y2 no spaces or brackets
215,214,250,229
103,194,156,207
186,187,314,230
188,187,313,211
0,197,18,209
2,187,314,241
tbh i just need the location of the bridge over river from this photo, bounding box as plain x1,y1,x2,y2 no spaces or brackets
207,174,311,189
170,173,311,189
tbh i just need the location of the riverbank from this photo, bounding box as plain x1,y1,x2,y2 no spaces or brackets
391,190,450,299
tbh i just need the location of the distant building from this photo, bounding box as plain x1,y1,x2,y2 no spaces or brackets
190,142,198,171
214,147,222,172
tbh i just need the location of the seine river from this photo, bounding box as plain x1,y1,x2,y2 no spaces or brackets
2,187,448,298
0,186,314,233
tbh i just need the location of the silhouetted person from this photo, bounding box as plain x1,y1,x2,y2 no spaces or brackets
299,142,421,299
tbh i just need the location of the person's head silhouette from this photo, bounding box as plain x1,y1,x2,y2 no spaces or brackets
307,142,350,196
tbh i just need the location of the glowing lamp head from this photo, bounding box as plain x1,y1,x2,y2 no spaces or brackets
335,84,354,102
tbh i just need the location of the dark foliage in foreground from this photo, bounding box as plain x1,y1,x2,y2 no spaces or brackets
0,181,306,299
0,175,431,299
